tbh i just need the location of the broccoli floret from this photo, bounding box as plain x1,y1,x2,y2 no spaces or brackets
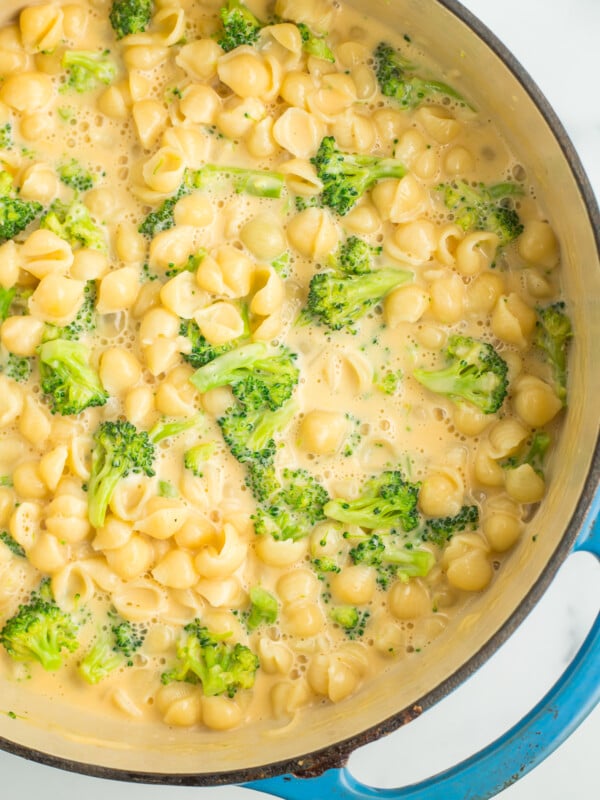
374,368,403,395
219,400,297,464
78,635,123,684
503,431,551,478
413,335,508,415
139,195,180,239
246,586,278,630
218,0,262,52
62,50,118,93
139,166,285,238
335,235,382,275
423,504,480,547
58,281,97,340
38,338,108,416
374,41,467,110
0,530,25,558
165,250,206,278
161,620,259,697
148,413,204,443
311,135,406,216
245,461,280,503
534,302,572,405
40,200,107,251
324,470,420,532
0,196,43,244
58,159,96,192
179,319,237,369
87,420,156,528
329,606,369,638
190,341,299,412
312,556,341,574
79,616,145,684
303,267,412,332
1,353,32,383
297,23,335,63
0,171,43,244
112,618,145,657
109,0,153,39
438,181,524,246
348,531,435,587
252,466,329,541
184,442,216,477
0,585,79,671
0,123,13,149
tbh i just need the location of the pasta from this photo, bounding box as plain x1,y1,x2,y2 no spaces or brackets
0,0,569,737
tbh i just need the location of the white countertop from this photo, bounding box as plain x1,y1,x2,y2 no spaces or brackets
2,1,599,798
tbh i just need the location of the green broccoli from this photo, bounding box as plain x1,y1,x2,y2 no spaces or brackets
79,617,145,684
189,341,299,412
148,413,205,444
534,302,572,405
253,466,329,541
0,286,16,321
0,123,13,149
297,23,335,63
374,368,403,395
62,50,118,93
0,353,32,383
218,0,263,52
245,461,280,503
502,431,551,478
0,530,25,558
139,166,285,238
329,606,369,638
184,442,216,477
348,531,435,587
165,250,206,278
303,267,412,331
423,504,480,547
413,335,509,415
40,200,107,251
38,338,108,416
0,170,43,244
161,620,259,697
218,400,297,465
438,181,524,246
59,281,97,340
335,235,382,275
246,586,278,630
87,420,156,528
58,159,96,192
374,41,468,110
0,585,79,671
324,470,420,532
311,135,406,215
109,0,153,39
179,319,238,369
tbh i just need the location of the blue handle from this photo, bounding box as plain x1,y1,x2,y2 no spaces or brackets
244,495,600,799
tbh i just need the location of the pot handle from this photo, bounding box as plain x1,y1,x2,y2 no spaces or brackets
244,497,600,800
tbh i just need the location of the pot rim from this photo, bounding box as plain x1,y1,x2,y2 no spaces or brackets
2,0,600,787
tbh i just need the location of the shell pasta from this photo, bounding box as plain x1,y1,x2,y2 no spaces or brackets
0,0,570,734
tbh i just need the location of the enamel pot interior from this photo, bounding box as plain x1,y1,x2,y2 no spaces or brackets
0,0,599,786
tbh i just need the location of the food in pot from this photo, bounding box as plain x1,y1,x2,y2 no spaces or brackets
0,0,570,731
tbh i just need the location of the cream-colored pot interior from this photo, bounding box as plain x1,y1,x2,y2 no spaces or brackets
0,0,599,781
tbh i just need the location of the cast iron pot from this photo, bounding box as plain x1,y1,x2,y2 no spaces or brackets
0,1,598,798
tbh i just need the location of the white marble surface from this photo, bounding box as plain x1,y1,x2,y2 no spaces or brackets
1,1,599,798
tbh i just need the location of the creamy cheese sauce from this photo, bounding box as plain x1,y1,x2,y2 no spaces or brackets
0,0,567,733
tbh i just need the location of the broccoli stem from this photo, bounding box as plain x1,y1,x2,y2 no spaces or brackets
189,341,266,394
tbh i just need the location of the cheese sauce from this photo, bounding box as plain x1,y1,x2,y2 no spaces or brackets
0,0,567,733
